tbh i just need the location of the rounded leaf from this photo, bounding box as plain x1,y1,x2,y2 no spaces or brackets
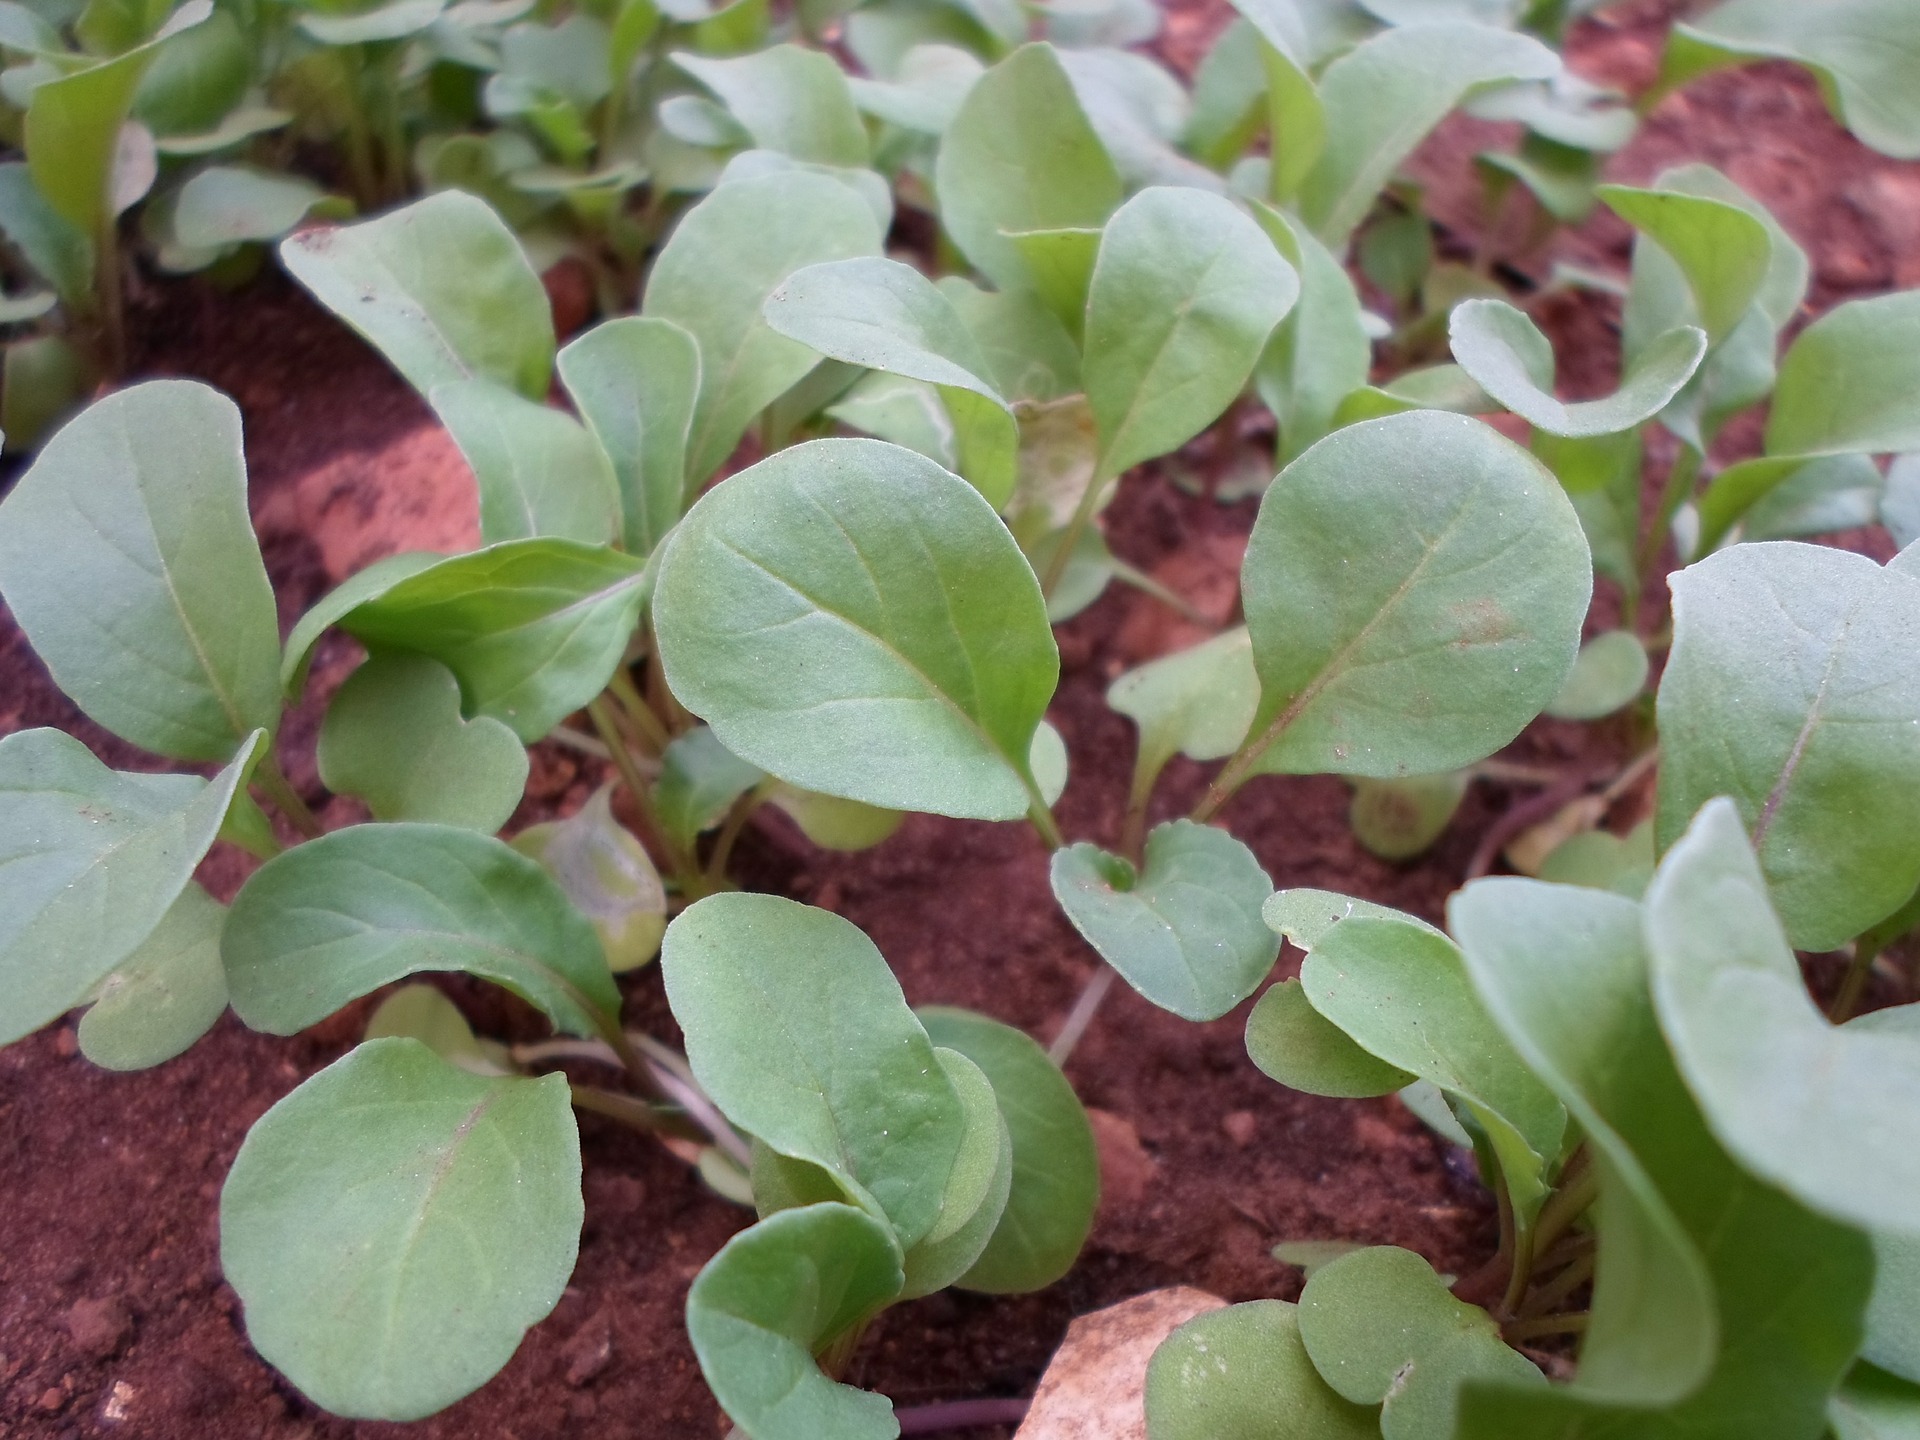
1145,1299,1378,1440
220,1038,581,1420
1246,980,1416,1099
654,438,1058,821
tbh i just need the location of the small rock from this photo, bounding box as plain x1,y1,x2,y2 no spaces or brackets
1221,1110,1258,1148
100,1381,136,1424
561,1316,613,1388
62,1297,132,1360
36,1389,64,1413
53,1028,76,1058
1014,1287,1225,1440
1088,1108,1156,1215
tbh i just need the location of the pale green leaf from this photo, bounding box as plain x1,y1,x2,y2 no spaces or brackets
512,784,666,972
653,438,1057,822
1145,1300,1379,1440
0,379,281,762
1544,629,1647,721
1597,183,1772,344
900,1048,1012,1299
1108,626,1260,797
429,379,620,546
223,823,622,1039
1246,979,1416,1099
78,882,228,1070
672,44,868,165
1249,201,1371,461
172,164,322,248
1349,771,1468,860
220,1038,580,1421
1766,291,1920,459
655,726,765,854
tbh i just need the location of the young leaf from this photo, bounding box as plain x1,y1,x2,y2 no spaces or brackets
653,438,1058,822
1050,819,1279,1021
672,45,869,166
1263,887,1446,951
1664,0,1920,160
320,540,650,742
0,163,92,308
655,726,765,853
1107,626,1260,798
282,191,555,402
555,317,702,556
662,893,964,1248
428,380,621,547
918,1006,1099,1294
1083,185,1299,481
1145,1300,1379,1440
1449,298,1706,439
1535,822,1654,898
1644,798,1920,1237
1448,877,1872,1433
363,983,506,1074
78,882,228,1071
1543,629,1647,721
1830,1364,1920,1440
686,1203,903,1440
1349,772,1469,860
1249,201,1371,462
1245,980,1417,1099
1298,1246,1541,1440
316,651,528,832
1300,915,1566,1225
223,823,622,1039
511,784,665,973
932,42,1122,295
900,1048,1012,1299
1765,290,1920,458
1005,226,1100,337
763,256,1018,507
1596,183,1772,344
1657,543,1920,951
643,170,883,482
1297,22,1559,246
221,1038,581,1421
0,380,281,762
170,165,323,249
0,727,257,1047
766,786,905,852
1238,411,1590,779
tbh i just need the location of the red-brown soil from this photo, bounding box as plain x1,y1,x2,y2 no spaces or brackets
1,4,1913,1436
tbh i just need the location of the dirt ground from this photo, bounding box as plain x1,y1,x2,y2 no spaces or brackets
2,3,1913,1436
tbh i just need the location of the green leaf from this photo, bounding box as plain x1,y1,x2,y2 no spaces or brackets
767,785,904,852
171,165,323,249
556,316,702,556
0,161,94,305
1766,291,1920,458
1348,772,1469,860
0,726,252,1048
1596,183,1772,344
1298,1246,1540,1440
1657,542,1920,952
672,44,868,165
1249,201,1371,461
1084,185,1298,481
1536,821,1654,898
654,438,1057,821
281,191,554,403
1263,887,1446,952
1666,0,1920,160
940,278,1084,403
655,726,765,853
918,1006,1099,1294
0,379,281,762
1297,22,1558,246
1533,428,1641,594
25,0,209,236
429,379,620,546
299,0,444,42
643,170,882,482
1006,226,1100,337
1832,1364,1920,1440
1644,798,1920,1236
322,539,649,742
223,823,622,1039
78,881,228,1070
1300,915,1565,1226
828,373,957,470
1543,629,1647,721
131,5,246,136
363,983,507,1073
316,651,528,831
1448,877,1872,1434
512,784,666,973
932,42,1122,296
1108,626,1260,797
663,893,964,1247
763,256,1018,508
686,1204,902,1440
900,1048,1012,1299
1245,979,1416,1099
1239,410,1591,778
1867,1231,1920,1385
1144,1299,1380,1440
1449,298,1705,439
1051,820,1278,1021
220,1038,580,1421
280,551,441,695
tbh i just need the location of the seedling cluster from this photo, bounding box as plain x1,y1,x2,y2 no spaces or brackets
4,0,1920,1436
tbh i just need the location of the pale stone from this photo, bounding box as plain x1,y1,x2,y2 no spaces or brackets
1013,1286,1226,1440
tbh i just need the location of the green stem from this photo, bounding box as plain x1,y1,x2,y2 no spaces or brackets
1638,443,1701,583
1830,940,1884,1024
1521,1249,1595,1319
1504,1311,1589,1343
704,781,772,885
1531,1151,1599,1258
1027,795,1065,852
609,668,671,754
93,217,125,376
587,696,697,888
568,1082,701,1141
1109,558,1217,631
1039,470,1112,599
254,755,323,839
337,49,382,208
